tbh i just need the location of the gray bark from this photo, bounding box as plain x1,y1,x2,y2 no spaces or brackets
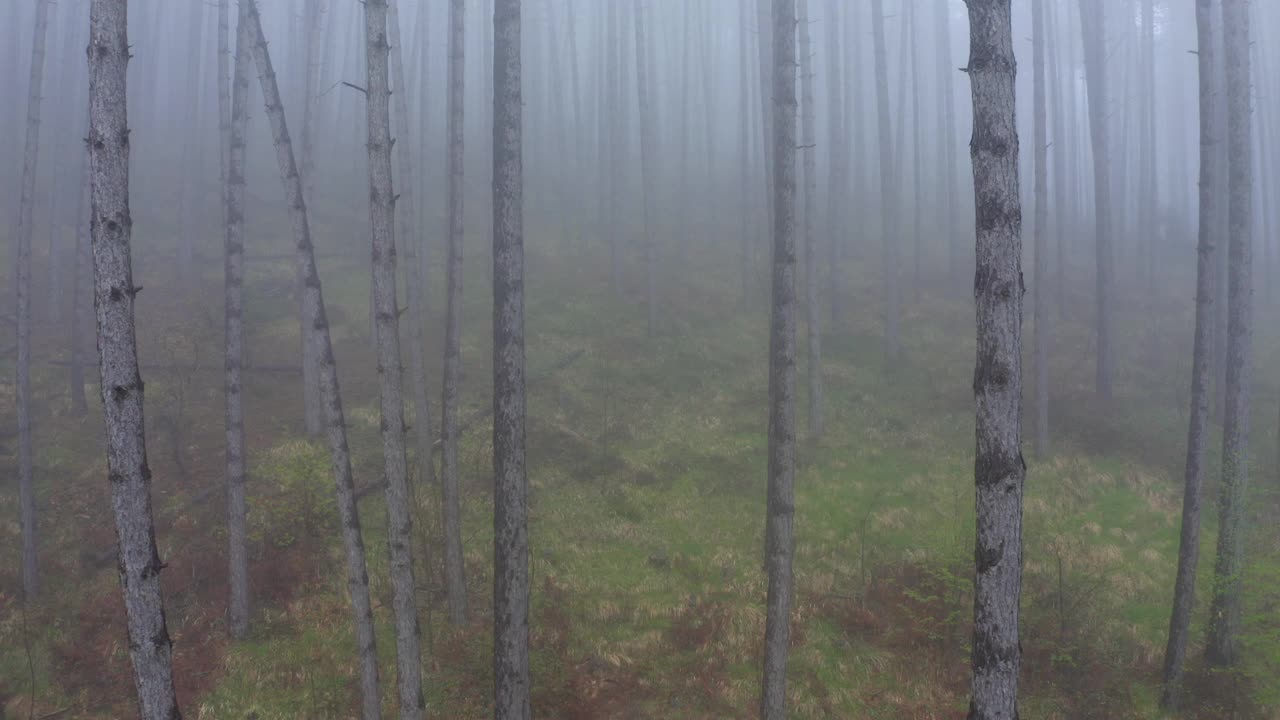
823,0,843,323
244,2,382,715
364,2,425,714
441,0,470,626
1206,0,1254,669
388,0,436,493
964,1,1025,718
492,1,531,717
17,0,51,601
869,0,899,360
1160,0,1217,707
760,0,797,716
177,0,205,282
938,0,960,287
1078,0,1114,399
88,0,183,715
798,0,822,439
1032,0,1049,457
224,0,251,642
299,0,324,437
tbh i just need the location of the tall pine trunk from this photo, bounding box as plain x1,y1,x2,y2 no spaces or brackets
16,0,51,601
870,0,899,360
760,0,797,716
1032,0,1049,457
1078,0,1114,399
1206,0,1254,669
364,2,425,714
492,1,531,716
965,0,1025,717
224,0,251,642
88,0,183,715
1160,0,1217,706
634,0,657,336
441,0,470,626
244,2,382,714
798,0,822,439
299,0,324,437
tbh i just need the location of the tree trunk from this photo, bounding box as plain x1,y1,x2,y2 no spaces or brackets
1206,0,1254,669
244,2,382,715
177,0,205,283
634,0,656,336
823,0,844,323
16,0,51,601
364,2,425,714
492,2,530,717
965,1,1025,717
1160,0,1217,707
224,0,252,643
1032,0,1049,457
798,0,822,439
441,0,470,627
70,127,91,417
88,0,183,715
938,0,960,289
299,0,324,437
1078,0,1114,400
760,0,797,716
870,0,899,360
388,0,436,493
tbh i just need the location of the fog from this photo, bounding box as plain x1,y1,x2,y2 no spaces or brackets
1,0,1277,717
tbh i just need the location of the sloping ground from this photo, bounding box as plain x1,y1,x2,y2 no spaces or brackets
2,238,1278,719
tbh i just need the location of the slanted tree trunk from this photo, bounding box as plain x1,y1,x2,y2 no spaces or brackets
243,2,382,715
964,0,1025,717
869,0,899,360
224,0,252,642
441,0,470,626
1032,0,1049,457
88,0,183,715
16,0,51,601
760,0,797,716
1078,0,1114,400
1206,0,1254,669
798,0,822,439
388,0,435,493
299,0,324,437
492,1,530,717
364,2,425,714
633,0,657,336
1160,0,1217,707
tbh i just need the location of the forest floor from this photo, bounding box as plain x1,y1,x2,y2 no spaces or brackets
2,216,1279,719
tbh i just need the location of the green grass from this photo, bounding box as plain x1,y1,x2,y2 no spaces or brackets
2,221,1279,718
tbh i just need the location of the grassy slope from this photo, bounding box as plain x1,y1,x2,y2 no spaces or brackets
2,222,1279,719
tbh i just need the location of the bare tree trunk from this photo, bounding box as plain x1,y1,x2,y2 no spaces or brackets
606,0,623,296
224,0,252,642
634,0,657,336
1078,0,1114,400
177,0,205,283
88,0,183,715
760,0,796,716
299,0,324,437
244,3,382,715
798,0,822,439
1045,0,1068,317
824,0,844,323
16,0,51,601
70,130,91,417
388,0,436,496
1206,0,1254,669
441,0,470,626
1160,0,1217,707
870,0,899,360
938,0,960,289
964,1,1025,717
1032,0,1049,457
492,2,530,717
739,0,754,301
364,2,425,714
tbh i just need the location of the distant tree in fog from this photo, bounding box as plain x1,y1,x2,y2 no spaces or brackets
799,0,824,440
88,0,183,715
964,0,1025,717
1078,0,1115,400
441,0,471,627
1032,0,1050,457
244,1,382,714
870,0,900,360
1206,0,1254,670
17,0,51,602
760,0,797,716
